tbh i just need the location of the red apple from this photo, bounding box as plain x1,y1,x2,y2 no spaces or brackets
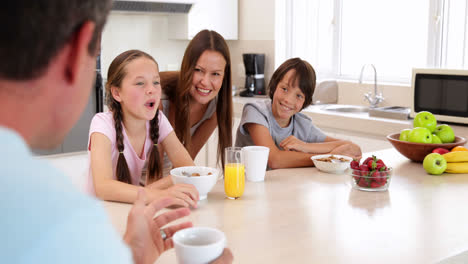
432,148,450,155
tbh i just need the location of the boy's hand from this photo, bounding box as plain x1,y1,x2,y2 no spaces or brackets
280,135,307,152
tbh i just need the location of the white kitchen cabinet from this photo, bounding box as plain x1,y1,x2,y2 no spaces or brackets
168,0,238,40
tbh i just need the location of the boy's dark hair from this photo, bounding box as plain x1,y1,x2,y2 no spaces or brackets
268,58,316,110
0,0,112,80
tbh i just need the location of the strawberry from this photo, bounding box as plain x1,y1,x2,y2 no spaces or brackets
368,159,377,170
370,181,382,188
357,178,369,187
370,170,379,179
362,156,374,167
376,163,386,171
359,164,370,176
376,159,386,167
350,160,360,170
375,171,388,185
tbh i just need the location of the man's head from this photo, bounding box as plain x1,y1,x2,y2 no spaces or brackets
0,0,112,148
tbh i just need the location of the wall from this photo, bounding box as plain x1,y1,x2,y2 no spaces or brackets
337,81,412,108
227,0,275,93
101,12,189,79
102,1,276,94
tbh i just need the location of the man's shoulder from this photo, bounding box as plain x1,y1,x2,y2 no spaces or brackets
0,158,133,263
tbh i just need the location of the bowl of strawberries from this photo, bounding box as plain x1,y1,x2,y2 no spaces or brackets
348,155,393,192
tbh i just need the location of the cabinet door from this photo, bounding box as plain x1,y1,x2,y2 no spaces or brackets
168,0,238,40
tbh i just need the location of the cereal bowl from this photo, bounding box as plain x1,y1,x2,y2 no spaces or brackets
348,167,393,192
311,154,353,174
170,166,219,200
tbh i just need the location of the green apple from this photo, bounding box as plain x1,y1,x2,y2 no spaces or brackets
399,129,412,141
409,127,433,143
431,134,442,144
434,124,455,143
423,153,447,175
414,111,437,132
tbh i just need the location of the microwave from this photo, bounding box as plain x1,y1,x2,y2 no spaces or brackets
411,68,468,124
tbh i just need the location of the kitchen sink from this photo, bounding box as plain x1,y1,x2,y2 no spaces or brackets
321,104,369,113
368,106,410,120
320,104,410,120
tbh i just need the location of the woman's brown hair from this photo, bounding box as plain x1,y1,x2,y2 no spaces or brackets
164,30,233,168
105,49,162,184
268,58,316,110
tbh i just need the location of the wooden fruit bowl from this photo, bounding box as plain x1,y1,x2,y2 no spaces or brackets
386,133,467,162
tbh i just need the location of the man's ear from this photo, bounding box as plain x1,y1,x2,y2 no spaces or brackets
64,21,96,84
111,86,122,102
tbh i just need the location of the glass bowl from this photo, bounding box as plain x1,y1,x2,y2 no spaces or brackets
348,167,393,192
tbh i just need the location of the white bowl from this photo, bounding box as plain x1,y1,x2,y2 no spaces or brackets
170,166,219,200
311,154,352,174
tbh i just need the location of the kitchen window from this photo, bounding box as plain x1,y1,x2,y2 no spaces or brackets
275,0,468,84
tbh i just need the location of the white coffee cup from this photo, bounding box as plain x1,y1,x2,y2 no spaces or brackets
173,227,226,264
243,146,270,182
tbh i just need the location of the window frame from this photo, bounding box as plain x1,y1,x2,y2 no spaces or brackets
276,0,467,85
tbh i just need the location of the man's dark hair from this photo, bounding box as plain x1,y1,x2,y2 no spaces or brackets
0,0,112,80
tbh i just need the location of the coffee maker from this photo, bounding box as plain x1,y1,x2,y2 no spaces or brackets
240,53,266,97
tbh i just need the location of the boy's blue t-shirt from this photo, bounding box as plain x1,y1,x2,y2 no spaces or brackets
235,99,327,148
0,127,133,263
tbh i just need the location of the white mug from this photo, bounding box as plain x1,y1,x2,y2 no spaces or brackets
243,146,270,182
173,227,226,264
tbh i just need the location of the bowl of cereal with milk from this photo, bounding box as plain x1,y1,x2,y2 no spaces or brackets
311,154,353,174
170,166,219,200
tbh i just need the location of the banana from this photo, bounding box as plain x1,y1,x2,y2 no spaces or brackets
445,162,468,174
442,151,468,163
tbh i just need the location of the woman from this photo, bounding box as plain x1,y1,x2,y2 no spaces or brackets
160,30,233,172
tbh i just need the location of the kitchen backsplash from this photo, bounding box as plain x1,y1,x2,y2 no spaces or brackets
337,81,412,108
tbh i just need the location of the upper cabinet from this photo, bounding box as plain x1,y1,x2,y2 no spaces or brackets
168,0,238,40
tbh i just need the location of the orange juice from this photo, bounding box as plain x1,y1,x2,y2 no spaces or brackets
224,163,245,199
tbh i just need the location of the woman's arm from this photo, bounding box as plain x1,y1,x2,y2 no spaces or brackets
187,112,218,159
246,123,315,169
90,133,198,206
162,131,196,167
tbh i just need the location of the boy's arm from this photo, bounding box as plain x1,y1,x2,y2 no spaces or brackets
280,135,362,160
245,123,314,169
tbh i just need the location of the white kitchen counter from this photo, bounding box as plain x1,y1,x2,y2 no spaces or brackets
233,96,468,141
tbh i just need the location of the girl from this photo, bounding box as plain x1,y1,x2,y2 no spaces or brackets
235,58,362,169
159,29,232,170
87,50,199,207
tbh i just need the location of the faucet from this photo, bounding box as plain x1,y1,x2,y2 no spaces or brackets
359,64,384,108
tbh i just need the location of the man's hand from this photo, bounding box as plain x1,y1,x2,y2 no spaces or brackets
124,188,193,264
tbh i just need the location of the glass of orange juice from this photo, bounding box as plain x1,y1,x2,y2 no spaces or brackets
224,147,245,199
